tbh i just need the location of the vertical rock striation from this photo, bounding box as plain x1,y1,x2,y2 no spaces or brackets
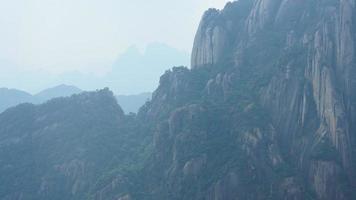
185,0,356,199
0,0,355,199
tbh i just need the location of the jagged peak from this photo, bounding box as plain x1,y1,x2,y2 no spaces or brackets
202,8,220,19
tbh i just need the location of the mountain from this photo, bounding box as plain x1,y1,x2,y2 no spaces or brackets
116,93,151,113
1,43,188,96
34,84,82,103
0,85,82,113
0,88,33,113
0,89,149,200
139,0,356,199
0,85,150,114
104,43,190,94
0,0,356,200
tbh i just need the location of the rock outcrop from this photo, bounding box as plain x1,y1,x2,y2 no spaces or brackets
191,1,254,68
191,8,228,68
187,0,356,199
0,0,355,200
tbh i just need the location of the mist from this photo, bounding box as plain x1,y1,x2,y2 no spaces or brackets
0,0,229,94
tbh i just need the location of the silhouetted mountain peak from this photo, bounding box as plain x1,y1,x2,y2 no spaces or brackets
35,84,82,100
1,1,356,199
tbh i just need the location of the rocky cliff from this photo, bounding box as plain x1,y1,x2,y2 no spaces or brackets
0,0,355,200
148,0,356,199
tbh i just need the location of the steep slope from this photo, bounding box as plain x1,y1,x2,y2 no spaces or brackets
132,0,356,199
0,0,355,200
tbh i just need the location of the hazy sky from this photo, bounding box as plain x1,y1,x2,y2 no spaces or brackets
0,0,230,93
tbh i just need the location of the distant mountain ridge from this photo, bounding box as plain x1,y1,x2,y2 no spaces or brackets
1,0,356,199
0,88,33,113
104,43,190,94
1,43,190,95
0,84,82,113
0,85,151,114
34,84,82,102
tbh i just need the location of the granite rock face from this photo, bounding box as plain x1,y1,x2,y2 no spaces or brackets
191,8,228,68
191,1,254,68
182,0,356,199
0,0,355,200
